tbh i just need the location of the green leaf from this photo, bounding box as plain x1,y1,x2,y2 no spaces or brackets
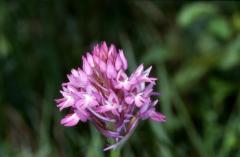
0,35,10,57
141,46,170,64
208,17,232,40
232,13,240,32
178,2,217,27
209,78,235,105
174,53,222,91
220,35,240,69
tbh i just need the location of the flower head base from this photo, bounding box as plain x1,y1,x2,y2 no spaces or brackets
55,42,166,151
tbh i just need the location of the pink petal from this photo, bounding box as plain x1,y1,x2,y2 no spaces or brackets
101,41,108,52
93,55,100,65
86,53,95,67
61,113,80,127
106,61,117,78
78,69,88,84
108,44,116,57
135,99,143,107
99,60,107,72
95,105,114,113
140,104,149,113
82,57,93,75
71,69,79,77
75,109,89,122
143,66,152,77
119,50,127,70
57,98,73,111
108,93,119,104
134,64,144,76
150,111,166,122
115,54,122,71
125,96,134,104
114,70,132,90
93,44,100,56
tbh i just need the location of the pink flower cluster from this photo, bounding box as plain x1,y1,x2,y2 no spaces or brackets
55,42,165,150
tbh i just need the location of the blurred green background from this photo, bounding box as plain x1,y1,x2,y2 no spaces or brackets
0,1,240,157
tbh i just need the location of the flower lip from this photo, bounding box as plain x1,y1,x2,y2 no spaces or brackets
60,113,80,127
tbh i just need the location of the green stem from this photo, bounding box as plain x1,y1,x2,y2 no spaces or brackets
110,148,121,157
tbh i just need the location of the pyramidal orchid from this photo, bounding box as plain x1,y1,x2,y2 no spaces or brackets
55,42,166,151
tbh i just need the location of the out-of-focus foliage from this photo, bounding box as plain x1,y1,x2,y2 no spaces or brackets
0,1,240,157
